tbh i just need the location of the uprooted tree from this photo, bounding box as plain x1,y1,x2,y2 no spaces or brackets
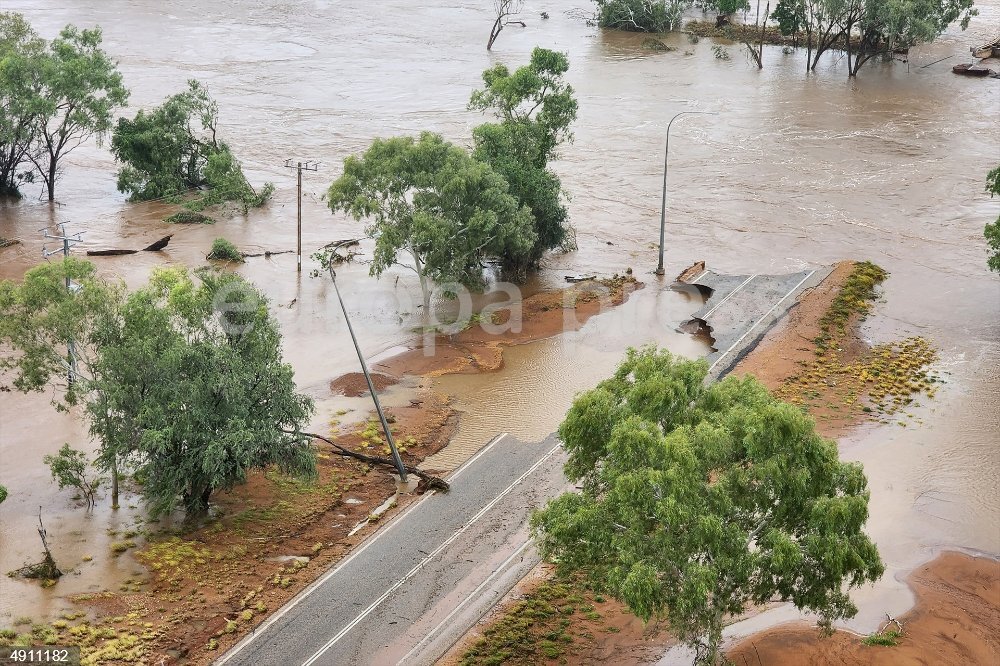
532,346,884,665
326,131,536,311
469,47,578,276
111,79,273,214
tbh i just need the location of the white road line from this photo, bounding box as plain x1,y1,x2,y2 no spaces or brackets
216,433,512,666
396,538,534,665
701,274,758,318
301,440,563,666
708,270,816,374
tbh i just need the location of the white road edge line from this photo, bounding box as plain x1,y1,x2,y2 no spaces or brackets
301,441,563,666
215,432,512,666
708,270,816,374
702,274,757,319
396,539,534,665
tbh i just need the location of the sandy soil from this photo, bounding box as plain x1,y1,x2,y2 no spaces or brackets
731,260,866,438
727,552,1000,666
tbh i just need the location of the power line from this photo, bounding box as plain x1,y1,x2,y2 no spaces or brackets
284,159,319,273
41,222,84,387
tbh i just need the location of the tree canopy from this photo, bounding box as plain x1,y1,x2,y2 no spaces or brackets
594,0,677,32
469,48,578,274
0,13,128,199
986,165,1000,273
0,259,315,517
531,346,884,664
111,80,273,213
326,131,536,309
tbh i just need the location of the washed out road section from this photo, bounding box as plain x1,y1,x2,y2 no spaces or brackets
216,433,567,666
685,268,832,378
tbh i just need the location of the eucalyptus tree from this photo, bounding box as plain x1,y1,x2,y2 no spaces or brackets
326,131,536,310
532,346,884,664
469,48,578,275
0,12,46,196
986,165,999,273
0,259,315,518
29,24,129,201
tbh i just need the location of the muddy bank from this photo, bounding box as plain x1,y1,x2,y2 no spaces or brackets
329,371,398,397
378,275,643,377
727,551,1000,665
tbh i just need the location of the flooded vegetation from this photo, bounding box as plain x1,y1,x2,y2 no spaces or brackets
1,0,998,664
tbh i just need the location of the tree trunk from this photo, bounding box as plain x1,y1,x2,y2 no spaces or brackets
412,250,431,313
488,17,503,50
110,459,120,510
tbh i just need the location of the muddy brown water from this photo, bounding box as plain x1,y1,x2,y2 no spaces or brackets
1,0,998,645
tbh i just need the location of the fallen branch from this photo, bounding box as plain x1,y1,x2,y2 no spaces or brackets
288,429,449,492
87,235,173,256
10,508,62,580
241,249,295,258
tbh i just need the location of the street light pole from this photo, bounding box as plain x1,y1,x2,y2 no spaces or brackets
328,265,408,483
656,111,718,276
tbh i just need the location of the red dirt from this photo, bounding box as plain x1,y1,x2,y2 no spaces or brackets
727,552,1000,666
329,371,398,396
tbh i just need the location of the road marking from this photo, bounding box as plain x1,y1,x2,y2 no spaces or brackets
301,440,563,666
708,270,816,375
701,274,757,318
396,539,535,665
216,434,512,666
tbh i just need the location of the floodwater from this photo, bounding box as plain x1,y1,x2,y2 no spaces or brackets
1,0,998,644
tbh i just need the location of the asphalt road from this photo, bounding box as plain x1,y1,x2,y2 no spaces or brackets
216,433,568,666
217,266,829,666
686,267,831,378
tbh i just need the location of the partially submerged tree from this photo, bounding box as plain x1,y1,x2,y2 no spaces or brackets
0,484,7,504
326,131,536,310
0,12,46,196
986,165,999,273
28,25,129,201
488,0,526,50
112,80,273,213
43,443,103,509
532,346,884,664
469,48,578,275
0,259,315,518
595,0,685,32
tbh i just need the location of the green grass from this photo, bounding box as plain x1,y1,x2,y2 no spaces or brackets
815,261,889,348
862,629,902,646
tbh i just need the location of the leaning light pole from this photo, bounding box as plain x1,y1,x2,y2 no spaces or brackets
656,111,719,276
328,263,408,483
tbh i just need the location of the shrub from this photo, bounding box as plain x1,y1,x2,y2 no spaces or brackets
165,211,215,224
596,0,673,32
207,238,244,262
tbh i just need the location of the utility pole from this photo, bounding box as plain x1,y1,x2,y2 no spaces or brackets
284,159,319,273
41,223,84,386
656,111,718,276
328,265,409,484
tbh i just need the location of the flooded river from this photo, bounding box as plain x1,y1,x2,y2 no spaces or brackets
1,0,998,640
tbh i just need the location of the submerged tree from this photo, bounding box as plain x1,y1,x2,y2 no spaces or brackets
532,346,884,665
326,131,536,310
595,0,680,31
469,48,578,275
986,165,1000,273
488,0,526,50
0,259,315,518
28,24,129,201
43,443,103,509
112,80,273,213
0,12,46,197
